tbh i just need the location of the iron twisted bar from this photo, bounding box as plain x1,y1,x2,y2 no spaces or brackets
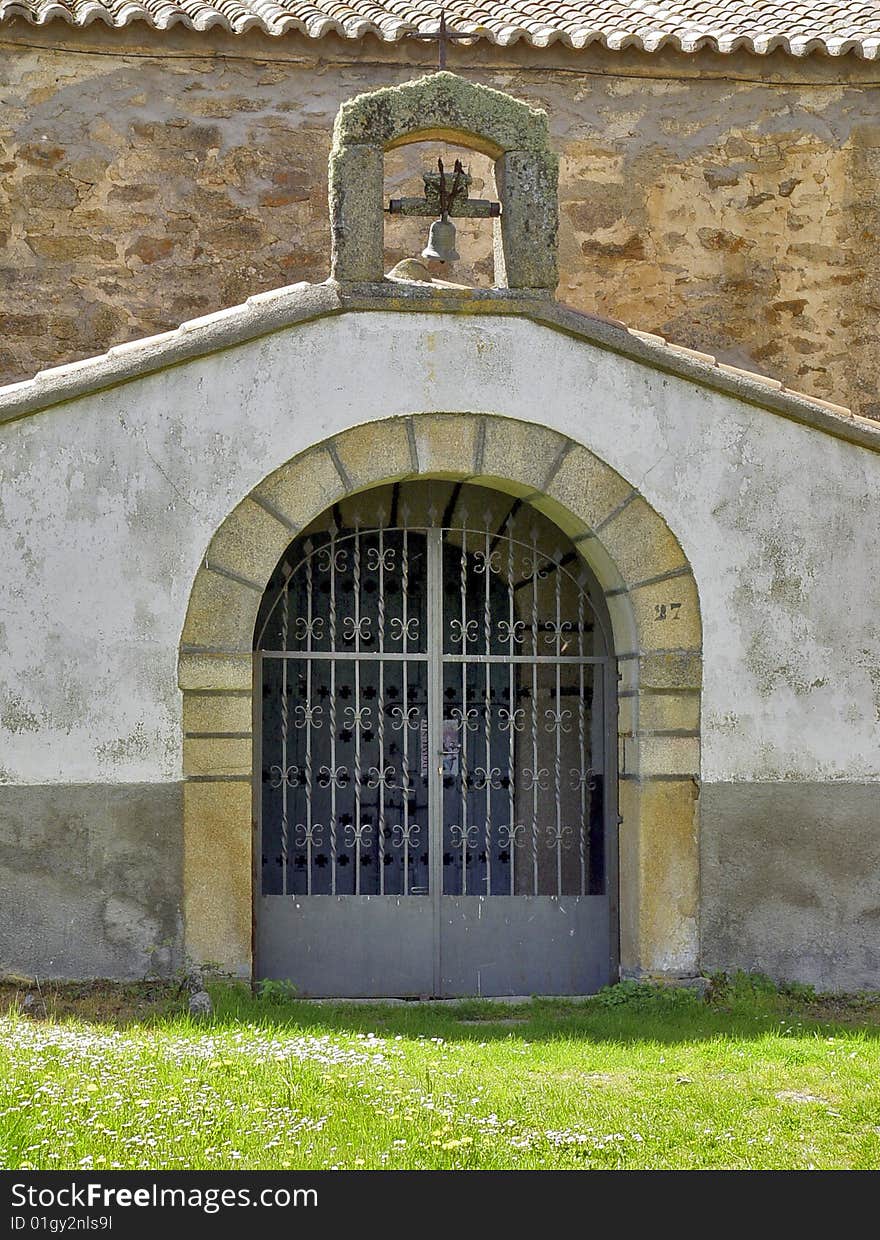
328,527,338,896
530,535,539,896
280,586,289,895
553,560,563,897
305,549,315,893
459,522,469,897
378,523,386,894
400,525,412,894
482,523,492,897
577,588,587,897
506,531,516,894
353,521,363,894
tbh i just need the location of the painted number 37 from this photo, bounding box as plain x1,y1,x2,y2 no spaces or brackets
654,602,682,621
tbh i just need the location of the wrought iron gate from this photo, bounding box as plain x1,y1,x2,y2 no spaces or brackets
256,482,617,996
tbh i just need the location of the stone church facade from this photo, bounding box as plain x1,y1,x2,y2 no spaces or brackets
0,16,879,995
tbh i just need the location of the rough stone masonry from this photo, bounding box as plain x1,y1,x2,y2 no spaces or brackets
0,23,878,418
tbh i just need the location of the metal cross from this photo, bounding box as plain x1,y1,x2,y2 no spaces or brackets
408,9,474,71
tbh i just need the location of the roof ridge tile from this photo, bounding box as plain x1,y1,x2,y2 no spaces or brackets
2,0,879,59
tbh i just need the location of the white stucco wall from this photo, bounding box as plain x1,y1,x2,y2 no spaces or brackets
0,310,877,785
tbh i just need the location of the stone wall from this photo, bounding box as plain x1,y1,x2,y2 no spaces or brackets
1,24,878,416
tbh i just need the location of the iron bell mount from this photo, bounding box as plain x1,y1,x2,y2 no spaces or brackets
422,157,463,264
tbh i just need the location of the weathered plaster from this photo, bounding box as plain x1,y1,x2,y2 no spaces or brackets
0,308,877,786
0,782,183,979
701,782,880,991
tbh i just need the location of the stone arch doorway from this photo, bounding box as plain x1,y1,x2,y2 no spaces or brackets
254,478,617,997
178,414,702,988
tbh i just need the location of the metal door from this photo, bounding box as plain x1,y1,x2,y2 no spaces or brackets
256,482,617,997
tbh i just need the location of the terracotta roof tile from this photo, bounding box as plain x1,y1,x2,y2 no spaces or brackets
2,0,879,59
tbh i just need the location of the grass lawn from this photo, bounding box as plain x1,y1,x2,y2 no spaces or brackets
1,976,879,1171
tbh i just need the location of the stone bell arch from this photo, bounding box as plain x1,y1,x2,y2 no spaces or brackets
328,71,558,292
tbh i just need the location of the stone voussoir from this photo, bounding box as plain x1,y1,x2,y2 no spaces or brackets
598,494,690,588
478,415,568,493
624,574,702,651
206,495,296,587
253,445,348,532
543,444,635,534
413,413,480,477
181,565,262,653
332,418,416,491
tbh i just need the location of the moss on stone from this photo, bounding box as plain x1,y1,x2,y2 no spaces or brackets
329,74,558,289
332,72,549,154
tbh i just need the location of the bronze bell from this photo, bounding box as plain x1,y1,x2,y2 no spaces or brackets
422,217,459,263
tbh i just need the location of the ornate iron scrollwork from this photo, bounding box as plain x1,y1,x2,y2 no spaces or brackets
259,492,608,902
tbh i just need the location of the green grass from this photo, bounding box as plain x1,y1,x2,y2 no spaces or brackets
2,976,879,1170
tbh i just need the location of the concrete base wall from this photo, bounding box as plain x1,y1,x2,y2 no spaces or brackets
701,782,880,992
0,783,184,980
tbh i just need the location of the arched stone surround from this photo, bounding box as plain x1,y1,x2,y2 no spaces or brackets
178,413,702,984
